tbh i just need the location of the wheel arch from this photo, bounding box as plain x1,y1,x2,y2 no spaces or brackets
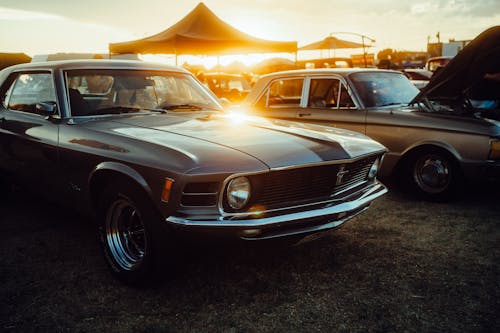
88,161,153,211
394,141,462,176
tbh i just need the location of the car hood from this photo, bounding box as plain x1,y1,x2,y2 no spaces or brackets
412,26,500,104
107,112,386,169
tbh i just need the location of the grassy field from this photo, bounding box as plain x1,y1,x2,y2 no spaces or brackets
1,182,499,333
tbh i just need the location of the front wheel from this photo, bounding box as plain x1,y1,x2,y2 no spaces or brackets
99,182,171,286
405,149,461,201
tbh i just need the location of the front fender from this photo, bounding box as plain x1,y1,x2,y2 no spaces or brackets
89,161,153,198
401,140,462,162
380,140,461,178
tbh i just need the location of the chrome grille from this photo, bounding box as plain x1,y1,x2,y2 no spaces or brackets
335,157,377,193
244,155,378,211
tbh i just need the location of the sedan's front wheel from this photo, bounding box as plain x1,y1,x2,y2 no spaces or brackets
407,149,461,201
99,181,170,286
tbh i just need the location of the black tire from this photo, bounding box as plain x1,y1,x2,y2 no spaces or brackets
404,148,461,201
98,181,171,286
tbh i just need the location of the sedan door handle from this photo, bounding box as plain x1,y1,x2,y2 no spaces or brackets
298,113,311,117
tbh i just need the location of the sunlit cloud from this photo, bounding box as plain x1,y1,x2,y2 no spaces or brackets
411,3,436,14
0,6,63,21
0,6,134,55
411,0,500,17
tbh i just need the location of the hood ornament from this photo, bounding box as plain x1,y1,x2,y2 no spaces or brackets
336,165,349,185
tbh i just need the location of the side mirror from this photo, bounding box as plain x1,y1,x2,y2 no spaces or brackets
35,102,57,116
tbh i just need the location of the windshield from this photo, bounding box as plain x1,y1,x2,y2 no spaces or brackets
349,72,419,108
65,69,222,116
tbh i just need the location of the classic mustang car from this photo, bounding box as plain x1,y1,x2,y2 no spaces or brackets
0,60,387,285
243,27,500,201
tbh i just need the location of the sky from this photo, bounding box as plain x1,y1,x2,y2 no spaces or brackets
1,0,499,67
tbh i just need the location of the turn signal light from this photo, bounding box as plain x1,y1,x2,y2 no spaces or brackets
489,140,500,160
161,178,174,203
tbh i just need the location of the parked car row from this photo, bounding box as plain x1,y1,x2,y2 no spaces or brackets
1,26,498,286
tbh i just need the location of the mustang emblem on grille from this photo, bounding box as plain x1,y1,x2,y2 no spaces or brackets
335,165,349,185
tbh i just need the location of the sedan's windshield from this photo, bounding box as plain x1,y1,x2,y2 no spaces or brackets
65,69,222,116
349,72,419,108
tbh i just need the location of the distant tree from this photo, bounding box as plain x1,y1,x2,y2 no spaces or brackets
377,49,394,60
377,49,402,64
377,49,428,68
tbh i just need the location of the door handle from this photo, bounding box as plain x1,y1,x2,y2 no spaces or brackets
298,113,311,117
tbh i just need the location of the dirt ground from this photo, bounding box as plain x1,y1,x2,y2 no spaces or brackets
1,181,499,333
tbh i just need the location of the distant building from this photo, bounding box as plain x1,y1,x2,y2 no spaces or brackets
427,39,470,58
442,40,470,57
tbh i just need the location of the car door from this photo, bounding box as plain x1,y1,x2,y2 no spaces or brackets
295,76,367,134
0,71,60,195
250,77,306,121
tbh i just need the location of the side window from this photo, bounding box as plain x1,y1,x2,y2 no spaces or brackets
308,78,355,109
339,84,355,108
261,79,304,107
6,73,56,114
309,78,340,108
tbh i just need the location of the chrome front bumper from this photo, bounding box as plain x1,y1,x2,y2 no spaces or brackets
165,181,387,240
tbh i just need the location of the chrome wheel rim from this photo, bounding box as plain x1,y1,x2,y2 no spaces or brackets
413,154,451,194
105,197,147,271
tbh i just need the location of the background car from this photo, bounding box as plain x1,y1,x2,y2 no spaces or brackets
425,56,453,72
243,65,500,201
402,68,433,90
0,59,387,285
199,72,251,103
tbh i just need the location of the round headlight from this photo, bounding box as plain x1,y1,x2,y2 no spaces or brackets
226,176,251,210
368,158,380,179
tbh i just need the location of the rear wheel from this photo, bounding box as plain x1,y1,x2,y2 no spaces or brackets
404,148,461,201
98,181,171,286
